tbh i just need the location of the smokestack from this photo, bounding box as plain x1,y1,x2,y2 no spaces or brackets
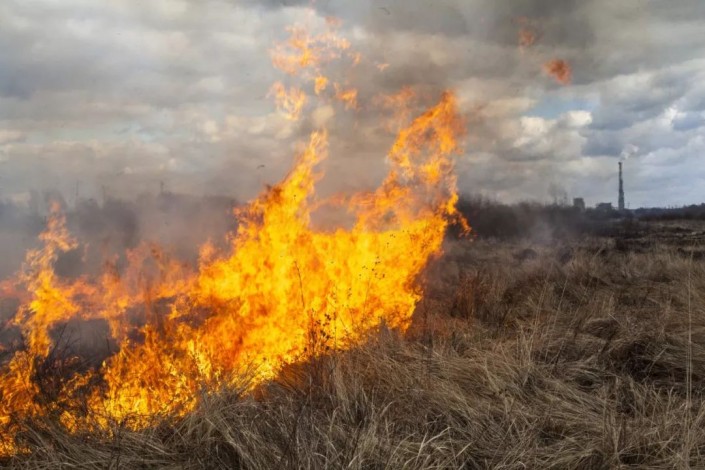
618,162,625,211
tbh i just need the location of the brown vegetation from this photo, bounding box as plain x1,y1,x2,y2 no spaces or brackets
4,221,705,469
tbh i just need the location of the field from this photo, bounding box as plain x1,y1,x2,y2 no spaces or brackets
4,218,705,469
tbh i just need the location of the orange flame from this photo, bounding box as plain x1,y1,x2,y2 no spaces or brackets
376,86,418,131
0,18,468,455
270,82,308,120
334,84,359,110
270,24,351,78
314,75,329,95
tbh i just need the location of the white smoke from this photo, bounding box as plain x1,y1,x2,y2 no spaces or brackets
620,144,639,161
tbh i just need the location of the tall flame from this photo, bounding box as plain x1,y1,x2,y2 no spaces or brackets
0,17,467,455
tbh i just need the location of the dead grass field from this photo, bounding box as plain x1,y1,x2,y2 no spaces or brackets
4,220,705,469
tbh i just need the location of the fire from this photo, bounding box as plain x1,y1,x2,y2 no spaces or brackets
269,24,352,78
334,84,358,110
314,75,329,95
376,86,418,131
0,17,467,456
270,82,308,120
543,59,573,85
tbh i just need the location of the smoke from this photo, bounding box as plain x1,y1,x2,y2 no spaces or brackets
0,0,704,214
0,194,236,281
620,144,639,161
1,0,591,198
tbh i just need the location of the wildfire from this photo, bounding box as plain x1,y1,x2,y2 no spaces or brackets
0,17,467,456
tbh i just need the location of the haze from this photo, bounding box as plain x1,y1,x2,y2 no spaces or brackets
1,0,704,208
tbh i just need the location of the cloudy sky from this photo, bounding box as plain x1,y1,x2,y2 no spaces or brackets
1,0,704,208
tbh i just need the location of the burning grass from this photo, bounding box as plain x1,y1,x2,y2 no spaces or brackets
2,12,703,469
0,16,471,453
3,234,705,468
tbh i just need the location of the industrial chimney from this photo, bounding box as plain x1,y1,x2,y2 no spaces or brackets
618,161,625,211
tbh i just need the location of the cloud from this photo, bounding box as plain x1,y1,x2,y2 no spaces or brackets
0,0,704,209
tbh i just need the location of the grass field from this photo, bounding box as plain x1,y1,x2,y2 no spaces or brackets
4,219,705,469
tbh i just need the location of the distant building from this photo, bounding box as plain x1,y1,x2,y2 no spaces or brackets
596,202,613,212
573,198,586,211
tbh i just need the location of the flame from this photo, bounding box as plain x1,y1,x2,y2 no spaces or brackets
0,17,468,455
270,82,308,120
543,59,573,85
349,51,363,66
314,75,329,95
334,84,359,110
376,86,418,131
269,24,351,78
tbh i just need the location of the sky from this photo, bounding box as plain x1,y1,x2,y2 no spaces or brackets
0,0,704,209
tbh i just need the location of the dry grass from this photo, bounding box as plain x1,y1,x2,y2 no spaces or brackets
5,232,705,469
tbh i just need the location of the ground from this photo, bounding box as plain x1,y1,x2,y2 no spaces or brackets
5,219,705,469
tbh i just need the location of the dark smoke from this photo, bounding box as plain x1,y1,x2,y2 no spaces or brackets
0,192,237,282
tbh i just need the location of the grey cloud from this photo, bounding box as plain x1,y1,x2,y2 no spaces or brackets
0,0,704,209
582,133,625,157
673,112,705,132
588,69,691,131
258,0,593,46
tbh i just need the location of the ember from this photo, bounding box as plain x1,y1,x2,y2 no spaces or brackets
543,59,573,85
